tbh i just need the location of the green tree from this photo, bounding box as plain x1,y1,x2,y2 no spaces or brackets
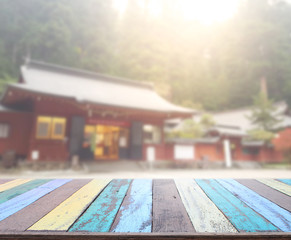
248,92,280,131
247,91,280,142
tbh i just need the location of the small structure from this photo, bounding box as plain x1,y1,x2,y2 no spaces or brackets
0,60,194,163
165,102,291,163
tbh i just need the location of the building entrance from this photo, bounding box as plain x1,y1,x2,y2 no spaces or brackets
83,124,129,160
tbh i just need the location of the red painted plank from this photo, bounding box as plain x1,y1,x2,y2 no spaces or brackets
236,179,291,212
152,179,195,232
0,179,91,232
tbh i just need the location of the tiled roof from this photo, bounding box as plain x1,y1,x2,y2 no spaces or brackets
7,60,195,115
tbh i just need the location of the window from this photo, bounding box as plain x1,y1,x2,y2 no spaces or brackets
36,116,66,140
52,118,66,139
36,117,51,139
143,124,161,144
0,123,10,138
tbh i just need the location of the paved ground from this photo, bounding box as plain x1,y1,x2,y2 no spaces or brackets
0,160,290,179
1,167,290,179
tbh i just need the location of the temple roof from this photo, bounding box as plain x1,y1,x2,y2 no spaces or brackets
5,60,195,115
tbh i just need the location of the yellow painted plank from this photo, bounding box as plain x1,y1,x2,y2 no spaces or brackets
258,179,291,197
29,179,110,231
0,179,32,193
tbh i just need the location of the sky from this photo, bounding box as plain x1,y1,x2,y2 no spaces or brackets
113,0,241,25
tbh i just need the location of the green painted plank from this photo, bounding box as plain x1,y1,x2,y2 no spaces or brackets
217,179,291,232
258,179,291,196
196,179,278,232
69,179,131,232
277,179,291,186
28,179,110,231
110,179,152,233
175,179,237,233
0,179,51,204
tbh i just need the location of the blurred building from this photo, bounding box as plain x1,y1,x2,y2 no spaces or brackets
0,60,194,163
165,102,291,163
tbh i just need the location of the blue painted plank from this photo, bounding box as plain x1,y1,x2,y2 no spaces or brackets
217,179,291,232
277,179,291,186
0,179,71,222
110,179,152,233
195,179,278,232
69,179,131,232
0,179,51,204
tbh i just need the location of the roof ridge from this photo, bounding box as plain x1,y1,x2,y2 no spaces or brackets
24,59,154,90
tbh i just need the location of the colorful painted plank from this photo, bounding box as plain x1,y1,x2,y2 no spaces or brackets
258,179,291,196
195,179,278,232
0,179,91,232
277,179,291,186
217,179,291,232
110,179,152,233
0,179,12,185
237,179,291,212
0,179,71,222
175,179,237,233
28,179,110,231
152,179,195,233
0,179,32,193
0,179,51,204
69,179,131,232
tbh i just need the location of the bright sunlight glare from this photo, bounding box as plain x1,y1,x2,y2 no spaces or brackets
113,0,240,24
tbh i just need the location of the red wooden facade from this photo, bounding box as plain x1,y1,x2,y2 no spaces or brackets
0,111,33,157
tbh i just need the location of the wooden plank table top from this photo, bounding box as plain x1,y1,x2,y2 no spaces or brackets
0,178,290,240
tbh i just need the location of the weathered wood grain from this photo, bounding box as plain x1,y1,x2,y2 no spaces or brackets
217,179,291,232
195,179,278,232
277,179,291,186
0,179,71,222
28,179,110,231
0,179,32,193
0,179,91,232
236,179,291,212
175,179,237,233
258,179,291,196
0,179,51,204
0,232,291,240
69,179,131,232
110,179,152,233
152,179,195,233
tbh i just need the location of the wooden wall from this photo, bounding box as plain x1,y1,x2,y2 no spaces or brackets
0,111,33,157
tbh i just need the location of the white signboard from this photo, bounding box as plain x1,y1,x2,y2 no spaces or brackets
174,145,194,160
146,146,155,162
31,150,39,161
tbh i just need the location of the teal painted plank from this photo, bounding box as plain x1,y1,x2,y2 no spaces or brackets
277,179,291,186
195,179,278,232
0,179,71,222
110,179,152,233
217,179,291,232
69,179,131,232
0,179,51,204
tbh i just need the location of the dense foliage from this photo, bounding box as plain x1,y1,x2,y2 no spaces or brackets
0,0,290,110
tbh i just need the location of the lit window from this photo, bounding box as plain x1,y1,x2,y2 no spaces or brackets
52,117,66,139
36,117,51,139
143,124,161,144
0,123,9,138
36,116,66,140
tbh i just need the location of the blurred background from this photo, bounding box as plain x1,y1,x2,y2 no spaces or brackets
0,0,290,178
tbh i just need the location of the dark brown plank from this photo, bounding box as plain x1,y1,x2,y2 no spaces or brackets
152,179,195,233
236,179,291,212
0,179,91,232
0,179,12,184
0,232,290,240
